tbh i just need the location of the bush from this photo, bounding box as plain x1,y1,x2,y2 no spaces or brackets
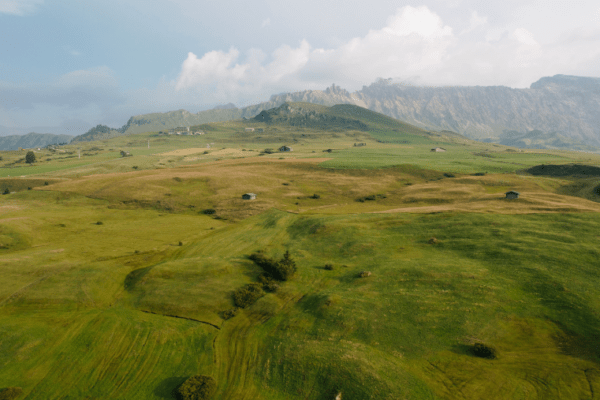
0,387,23,400
324,264,334,270
471,342,496,359
44,181,49,185
25,151,36,164
258,275,280,292
96,221,103,225
176,375,216,400
2,188,9,195
178,241,183,246
428,237,439,244
202,209,216,215
472,172,486,176
358,271,372,278
309,193,320,199
443,172,455,178
132,165,138,170
249,251,296,281
263,148,275,154
221,308,238,320
233,284,265,308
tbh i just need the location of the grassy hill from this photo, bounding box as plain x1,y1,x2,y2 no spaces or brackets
2,104,600,398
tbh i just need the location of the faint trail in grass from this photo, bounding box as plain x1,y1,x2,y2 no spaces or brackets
139,309,221,330
584,369,595,399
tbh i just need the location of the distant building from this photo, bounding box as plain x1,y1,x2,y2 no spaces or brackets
242,193,257,200
279,145,293,152
431,147,446,152
505,191,519,199
245,127,255,132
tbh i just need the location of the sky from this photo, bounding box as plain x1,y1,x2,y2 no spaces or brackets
1,0,600,135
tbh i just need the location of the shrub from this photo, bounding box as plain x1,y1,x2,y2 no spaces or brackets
263,148,275,154
0,387,23,400
428,237,439,244
27,187,32,190
358,271,372,278
444,173,455,178
324,264,334,270
233,284,265,308
202,209,216,215
132,166,138,170
309,193,320,199
2,188,9,195
25,151,36,164
96,221,103,225
471,342,496,359
221,308,238,320
176,375,216,400
249,251,296,281
257,275,279,292
178,241,183,246
44,181,49,185
472,172,486,176
262,282,280,292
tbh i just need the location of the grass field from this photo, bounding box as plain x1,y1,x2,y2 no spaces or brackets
2,106,600,399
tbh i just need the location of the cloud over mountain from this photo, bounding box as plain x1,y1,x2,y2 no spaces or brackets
174,5,600,105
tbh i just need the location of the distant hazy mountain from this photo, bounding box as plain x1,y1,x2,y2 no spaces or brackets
0,132,72,151
70,74,600,151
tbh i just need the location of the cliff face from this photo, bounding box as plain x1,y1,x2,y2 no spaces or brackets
72,75,600,150
265,75,600,148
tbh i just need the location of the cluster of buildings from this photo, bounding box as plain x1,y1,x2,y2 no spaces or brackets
160,127,204,135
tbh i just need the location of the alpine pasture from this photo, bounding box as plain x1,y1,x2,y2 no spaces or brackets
2,104,600,399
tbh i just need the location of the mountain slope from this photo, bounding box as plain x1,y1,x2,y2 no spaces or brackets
71,75,600,151
0,132,72,150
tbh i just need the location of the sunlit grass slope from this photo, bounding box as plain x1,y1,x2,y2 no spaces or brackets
2,179,600,398
2,104,600,398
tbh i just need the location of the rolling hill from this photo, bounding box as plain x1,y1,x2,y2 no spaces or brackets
3,103,600,399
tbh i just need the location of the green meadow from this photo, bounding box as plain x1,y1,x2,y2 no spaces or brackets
2,103,600,399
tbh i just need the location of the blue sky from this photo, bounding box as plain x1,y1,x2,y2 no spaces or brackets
1,0,600,135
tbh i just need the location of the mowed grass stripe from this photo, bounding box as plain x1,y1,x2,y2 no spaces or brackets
2,309,216,399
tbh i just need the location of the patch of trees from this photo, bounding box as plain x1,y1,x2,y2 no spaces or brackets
249,250,296,281
233,283,265,308
175,375,216,400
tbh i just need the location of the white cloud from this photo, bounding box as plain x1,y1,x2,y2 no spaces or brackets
460,11,487,35
173,4,600,103
512,28,538,46
0,0,43,15
261,17,270,28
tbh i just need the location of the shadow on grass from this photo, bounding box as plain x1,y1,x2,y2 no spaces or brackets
124,265,154,291
450,343,474,357
154,376,187,399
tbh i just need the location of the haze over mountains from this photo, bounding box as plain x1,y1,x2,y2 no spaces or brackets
66,74,600,151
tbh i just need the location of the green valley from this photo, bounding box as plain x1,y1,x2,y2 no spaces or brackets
2,103,600,399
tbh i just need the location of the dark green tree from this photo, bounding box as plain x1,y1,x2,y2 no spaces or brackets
176,375,216,400
25,151,36,164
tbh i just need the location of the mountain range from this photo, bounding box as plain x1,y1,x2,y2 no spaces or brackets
0,132,73,151
69,74,600,151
